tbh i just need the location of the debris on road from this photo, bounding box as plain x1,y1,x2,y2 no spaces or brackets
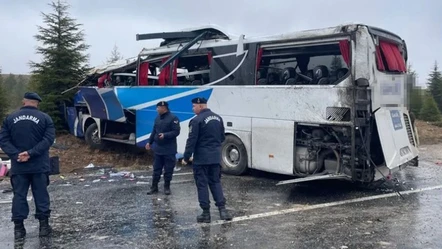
85,163,95,169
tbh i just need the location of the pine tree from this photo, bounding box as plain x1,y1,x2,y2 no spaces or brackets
427,61,442,112
407,64,423,118
107,44,123,63
0,68,9,121
420,93,441,122
29,0,90,130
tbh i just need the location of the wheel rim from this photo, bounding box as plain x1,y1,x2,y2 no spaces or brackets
222,143,240,168
91,129,101,144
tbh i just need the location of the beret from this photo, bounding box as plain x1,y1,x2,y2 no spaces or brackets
24,92,42,102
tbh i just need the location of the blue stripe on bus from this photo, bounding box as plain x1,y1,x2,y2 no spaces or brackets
135,88,213,147
116,87,199,109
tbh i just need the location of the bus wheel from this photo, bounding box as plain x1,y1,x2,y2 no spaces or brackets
85,123,105,150
221,135,248,175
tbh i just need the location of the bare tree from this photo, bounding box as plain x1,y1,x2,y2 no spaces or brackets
107,44,124,63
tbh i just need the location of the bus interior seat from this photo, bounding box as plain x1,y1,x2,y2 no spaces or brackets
267,72,280,85
188,74,202,85
312,65,330,84
256,69,268,85
336,68,349,79
282,67,297,85
329,68,349,84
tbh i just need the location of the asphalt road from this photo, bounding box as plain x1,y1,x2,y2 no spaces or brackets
0,146,441,249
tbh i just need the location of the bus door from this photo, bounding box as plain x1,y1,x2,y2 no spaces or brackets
78,87,126,122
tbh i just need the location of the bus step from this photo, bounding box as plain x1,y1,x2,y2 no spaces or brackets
103,133,131,140
276,174,351,185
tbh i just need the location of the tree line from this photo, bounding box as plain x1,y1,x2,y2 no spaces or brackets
408,62,442,124
0,71,31,120
0,0,440,132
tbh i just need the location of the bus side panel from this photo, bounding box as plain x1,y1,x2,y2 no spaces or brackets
79,87,126,122
251,118,294,175
375,107,418,170
132,87,214,147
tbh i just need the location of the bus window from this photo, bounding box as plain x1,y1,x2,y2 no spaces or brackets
176,53,211,85
257,42,350,85
375,40,406,73
140,53,211,86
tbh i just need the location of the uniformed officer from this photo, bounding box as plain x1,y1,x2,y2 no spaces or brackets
182,97,233,223
145,101,180,195
0,92,55,240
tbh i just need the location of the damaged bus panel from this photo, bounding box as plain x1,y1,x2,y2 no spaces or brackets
63,24,418,185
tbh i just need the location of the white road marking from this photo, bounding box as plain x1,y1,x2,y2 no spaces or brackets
179,184,442,230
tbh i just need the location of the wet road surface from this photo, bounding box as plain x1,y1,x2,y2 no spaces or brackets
0,146,442,248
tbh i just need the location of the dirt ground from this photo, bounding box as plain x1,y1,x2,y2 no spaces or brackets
50,134,153,174
49,120,442,174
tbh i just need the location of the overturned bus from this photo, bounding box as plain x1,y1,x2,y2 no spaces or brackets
63,23,419,185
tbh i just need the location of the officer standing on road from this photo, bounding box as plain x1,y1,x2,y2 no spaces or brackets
182,97,233,223
0,92,55,240
145,101,181,195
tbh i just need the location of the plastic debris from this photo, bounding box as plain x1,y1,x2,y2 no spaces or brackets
136,181,149,185
76,202,83,205
109,171,131,177
92,179,100,183
85,163,95,169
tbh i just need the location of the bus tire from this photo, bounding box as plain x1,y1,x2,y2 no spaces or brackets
221,135,248,176
84,123,105,150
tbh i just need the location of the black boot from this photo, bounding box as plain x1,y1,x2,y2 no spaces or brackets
14,220,26,240
197,209,211,223
219,207,233,221
146,181,159,195
39,219,52,237
164,182,171,195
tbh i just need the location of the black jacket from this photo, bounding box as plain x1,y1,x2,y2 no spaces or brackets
184,108,225,165
0,106,55,175
148,111,181,155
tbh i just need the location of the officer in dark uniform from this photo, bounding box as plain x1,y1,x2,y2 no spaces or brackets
182,97,233,223
0,92,55,240
145,101,180,195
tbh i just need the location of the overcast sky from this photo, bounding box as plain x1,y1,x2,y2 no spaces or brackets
0,0,440,86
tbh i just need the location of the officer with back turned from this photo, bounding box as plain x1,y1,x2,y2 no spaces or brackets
145,101,181,195
182,97,233,223
0,92,55,240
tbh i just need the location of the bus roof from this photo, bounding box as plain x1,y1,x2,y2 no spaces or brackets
138,23,404,56
87,57,138,75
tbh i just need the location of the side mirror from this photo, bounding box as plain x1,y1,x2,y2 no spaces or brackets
355,78,369,87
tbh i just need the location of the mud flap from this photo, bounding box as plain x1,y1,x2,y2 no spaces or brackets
79,87,126,122
276,174,351,185
374,107,418,170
